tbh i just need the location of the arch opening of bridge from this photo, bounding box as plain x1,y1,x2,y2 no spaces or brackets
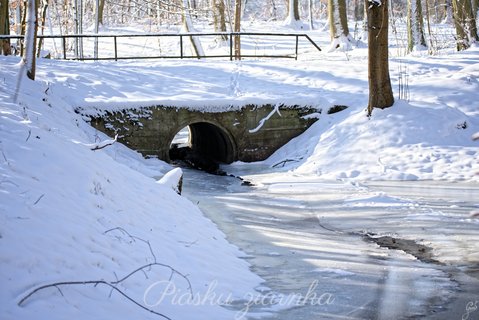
169,121,237,167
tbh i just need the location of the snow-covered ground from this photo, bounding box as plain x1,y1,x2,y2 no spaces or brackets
1,20,478,320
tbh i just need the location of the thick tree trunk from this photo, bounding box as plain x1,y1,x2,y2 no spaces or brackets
367,0,394,115
284,0,301,27
452,0,479,50
288,0,300,21
328,0,352,50
407,0,427,52
23,0,37,80
212,0,227,41
0,0,10,55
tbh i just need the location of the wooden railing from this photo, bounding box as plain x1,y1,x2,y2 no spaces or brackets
0,32,321,61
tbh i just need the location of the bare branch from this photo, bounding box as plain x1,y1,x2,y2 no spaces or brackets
90,134,118,151
19,230,193,318
18,279,172,319
104,227,157,263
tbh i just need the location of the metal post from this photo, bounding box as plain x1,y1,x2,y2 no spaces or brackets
62,37,66,59
114,36,117,61
295,35,299,60
180,35,183,59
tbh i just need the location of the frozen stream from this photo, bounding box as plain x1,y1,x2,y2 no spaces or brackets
182,169,479,319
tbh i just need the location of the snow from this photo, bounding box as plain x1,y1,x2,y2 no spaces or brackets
1,19,479,320
0,60,262,319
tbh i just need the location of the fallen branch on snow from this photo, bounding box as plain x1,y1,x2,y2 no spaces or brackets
90,134,118,151
18,228,194,319
17,272,172,319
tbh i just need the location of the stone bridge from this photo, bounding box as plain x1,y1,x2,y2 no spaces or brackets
87,104,320,164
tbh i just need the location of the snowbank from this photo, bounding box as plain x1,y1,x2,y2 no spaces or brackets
0,59,262,320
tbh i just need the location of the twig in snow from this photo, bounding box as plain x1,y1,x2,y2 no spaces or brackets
26,129,31,142
17,278,172,320
1,150,8,164
272,158,302,168
33,194,45,205
104,227,157,263
90,134,118,151
103,227,193,296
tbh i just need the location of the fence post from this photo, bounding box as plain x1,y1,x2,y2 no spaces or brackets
114,36,118,61
295,35,299,60
62,37,67,60
180,35,183,59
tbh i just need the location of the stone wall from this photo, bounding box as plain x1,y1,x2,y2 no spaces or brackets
88,104,319,163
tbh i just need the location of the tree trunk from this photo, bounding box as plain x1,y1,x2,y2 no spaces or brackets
182,0,204,58
354,0,364,20
288,0,300,21
452,0,479,50
407,0,427,52
234,0,241,60
99,0,105,24
367,0,394,115
309,0,314,29
23,0,37,80
0,0,10,55
328,0,352,50
212,0,227,41
36,0,48,57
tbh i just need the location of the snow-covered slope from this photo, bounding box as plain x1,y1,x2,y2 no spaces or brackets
0,59,262,320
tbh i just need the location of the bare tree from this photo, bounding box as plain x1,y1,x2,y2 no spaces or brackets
23,0,38,80
234,0,241,60
36,0,48,57
328,0,353,50
452,0,479,50
285,0,301,25
0,0,10,55
366,0,394,115
182,0,204,58
407,0,427,52
212,0,227,41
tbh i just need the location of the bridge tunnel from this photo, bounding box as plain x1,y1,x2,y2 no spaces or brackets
169,122,237,169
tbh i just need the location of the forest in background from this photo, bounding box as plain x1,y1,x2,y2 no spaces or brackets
1,0,478,54
0,0,477,113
